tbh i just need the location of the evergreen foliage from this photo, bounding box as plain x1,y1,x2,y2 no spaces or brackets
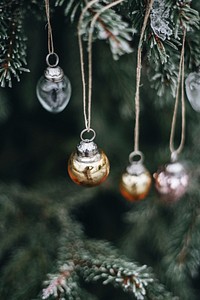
0,1,29,87
0,1,200,300
0,182,176,300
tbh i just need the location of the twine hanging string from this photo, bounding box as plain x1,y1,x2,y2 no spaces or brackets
134,0,154,152
45,0,54,54
78,0,125,131
87,0,126,130
169,27,186,161
77,0,99,131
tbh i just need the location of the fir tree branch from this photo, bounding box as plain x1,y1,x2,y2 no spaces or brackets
0,0,199,92
42,262,78,299
41,206,176,300
148,0,200,97
0,1,29,87
0,182,99,299
80,257,152,298
123,0,200,98
57,0,136,60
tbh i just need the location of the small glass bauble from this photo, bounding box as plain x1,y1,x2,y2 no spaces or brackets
120,151,152,202
185,71,200,112
68,131,110,187
154,160,189,202
36,53,71,113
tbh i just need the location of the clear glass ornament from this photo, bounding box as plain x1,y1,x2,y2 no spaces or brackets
185,71,200,112
154,160,189,202
120,151,152,202
36,53,71,113
68,129,110,187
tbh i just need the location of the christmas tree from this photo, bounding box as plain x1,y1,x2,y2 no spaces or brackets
0,0,200,299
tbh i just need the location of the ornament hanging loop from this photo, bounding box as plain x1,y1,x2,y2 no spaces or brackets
46,52,59,67
169,27,186,157
80,128,96,142
129,151,144,164
171,151,178,162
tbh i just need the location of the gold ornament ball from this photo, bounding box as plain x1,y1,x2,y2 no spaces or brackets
120,159,152,202
120,170,152,201
68,141,110,187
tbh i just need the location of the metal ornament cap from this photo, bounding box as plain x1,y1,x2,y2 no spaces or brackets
154,161,189,202
126,161,148,176
68,140,110,187
76,140,99,159
120,152,152,202
44,66,64,82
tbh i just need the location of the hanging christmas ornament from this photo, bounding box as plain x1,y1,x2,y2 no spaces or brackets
185,69,200,112
36,53,71,113
154,27,189,202
119,0,154,201
68,129,109,186
36,0,71,113
68,0,111,187
120,152,152,202
154,157,189,202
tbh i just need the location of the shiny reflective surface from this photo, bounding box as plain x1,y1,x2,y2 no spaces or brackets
120,169,152,202
154,161,189,202
68,150,110,187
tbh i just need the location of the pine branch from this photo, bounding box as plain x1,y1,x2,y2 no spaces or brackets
56,0,82,20
0,0,199,92
0,181,99,299
57,0,135,60
41,206,176,300
0,1,29,87
149,54,179,98
122,0,200,98
42,263,79,300
147,0,200,98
